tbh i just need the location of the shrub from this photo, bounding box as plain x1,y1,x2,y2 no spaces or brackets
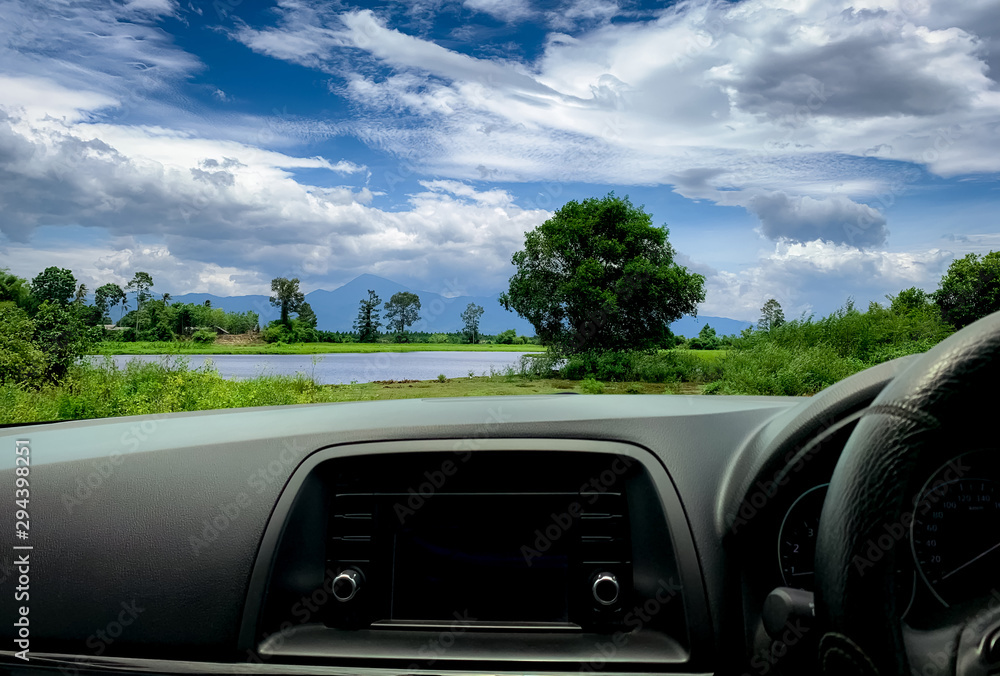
191,329,217,344
718,342,862,396
702,381,725,395
581,377,604,394
0,303,46,386
495,329,517,344
437,373,447,382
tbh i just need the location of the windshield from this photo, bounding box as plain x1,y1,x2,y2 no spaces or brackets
1,0,998,424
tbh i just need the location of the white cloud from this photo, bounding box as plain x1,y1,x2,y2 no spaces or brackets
464,0,533,23
230,0,1000,248
0,82,546,294
699,240,955,320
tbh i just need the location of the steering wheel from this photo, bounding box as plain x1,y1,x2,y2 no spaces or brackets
815,311,1000,676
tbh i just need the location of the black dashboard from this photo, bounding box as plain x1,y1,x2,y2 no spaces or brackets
0,352,995,675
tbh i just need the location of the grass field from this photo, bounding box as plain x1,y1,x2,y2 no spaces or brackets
0,359,699,425
93,341,545,355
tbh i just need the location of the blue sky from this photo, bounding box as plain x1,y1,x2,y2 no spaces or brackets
0,0,998,321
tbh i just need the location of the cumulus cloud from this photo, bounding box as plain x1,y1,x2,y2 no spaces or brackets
2,0,999,306
0,95,547,294
699,241,954,320
229,0,1000,241
747,192,888,247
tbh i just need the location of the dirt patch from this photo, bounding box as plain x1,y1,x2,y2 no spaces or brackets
373,379,420,385
214,332,264,345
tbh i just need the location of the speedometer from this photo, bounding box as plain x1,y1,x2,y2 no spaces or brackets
778,484,828,591
911,451,1000,607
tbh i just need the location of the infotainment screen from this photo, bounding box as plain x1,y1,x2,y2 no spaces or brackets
389,495,572,623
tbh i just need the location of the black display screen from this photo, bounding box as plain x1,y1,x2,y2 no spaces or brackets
389,495,571,623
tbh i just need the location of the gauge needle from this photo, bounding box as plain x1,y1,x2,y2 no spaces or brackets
940,540,1000,580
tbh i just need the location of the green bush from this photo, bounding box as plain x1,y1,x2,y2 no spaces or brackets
437,373,447,382
191,329,217,344
702,381,725,395
0,303,47,386
581,377,604,394
495,329,517,345
717,342,863,396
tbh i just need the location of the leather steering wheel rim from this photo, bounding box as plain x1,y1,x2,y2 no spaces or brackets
815,311,1000,676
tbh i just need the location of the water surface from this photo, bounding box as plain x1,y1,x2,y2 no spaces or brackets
99,351,531,385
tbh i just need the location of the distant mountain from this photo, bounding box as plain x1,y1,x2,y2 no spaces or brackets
171,274,751,338
670,315,753,338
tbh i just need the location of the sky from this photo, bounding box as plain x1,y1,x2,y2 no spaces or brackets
0,0,998,321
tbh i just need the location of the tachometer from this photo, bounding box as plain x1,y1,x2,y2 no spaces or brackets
911,454,1000,607
778,484,828,591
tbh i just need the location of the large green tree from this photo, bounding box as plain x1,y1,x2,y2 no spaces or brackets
758,298,785,332
296,301,318,329
270,277,305,325
461,303,485,344
126,272,154,337
353,290,382,342
499,193,705,353
933,251,1000,329
94,283,127,323
31,267,77,306
384,292,421,336
33,301,92,379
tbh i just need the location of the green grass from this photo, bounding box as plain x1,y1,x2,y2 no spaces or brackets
678,349,728,362
93,341,545,355
0,358,690,425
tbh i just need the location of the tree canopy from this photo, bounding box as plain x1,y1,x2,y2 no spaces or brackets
0,269,32,309
758,299,785,331
384,291,421,335
94,283,128,324
461,303,484,344
31,267,77,306
932,251,1000,329
353,290,382,342
270,277,305,325
499,193,705,353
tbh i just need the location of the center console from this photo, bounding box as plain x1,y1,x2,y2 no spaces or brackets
241,439,710,673
325,453,634,632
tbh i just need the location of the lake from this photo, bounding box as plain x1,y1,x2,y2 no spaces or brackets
98,351,533,384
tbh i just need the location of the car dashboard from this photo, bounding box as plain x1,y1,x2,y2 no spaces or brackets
1,353,992,676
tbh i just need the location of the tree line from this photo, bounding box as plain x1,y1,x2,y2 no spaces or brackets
265,278,513,344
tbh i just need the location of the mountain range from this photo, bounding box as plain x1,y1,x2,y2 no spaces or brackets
169,274,751,338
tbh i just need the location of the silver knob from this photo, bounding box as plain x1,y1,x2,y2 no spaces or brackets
592,572,620,606
332,569,362,602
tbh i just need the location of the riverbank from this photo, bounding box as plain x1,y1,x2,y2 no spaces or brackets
92,341,545,355
1,360,700,425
